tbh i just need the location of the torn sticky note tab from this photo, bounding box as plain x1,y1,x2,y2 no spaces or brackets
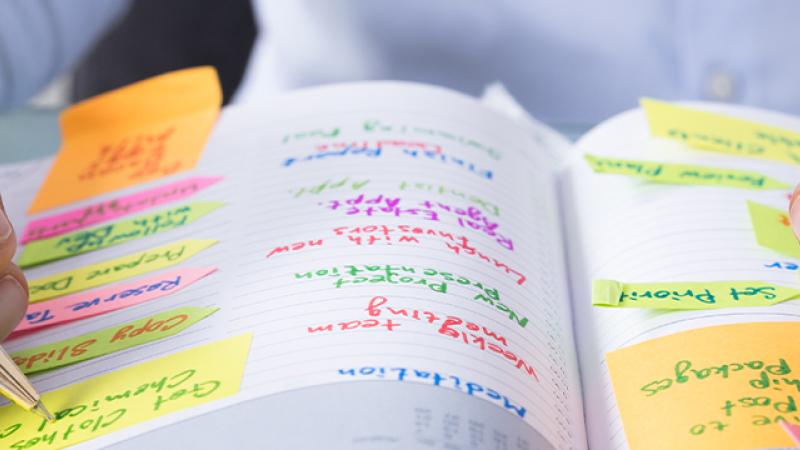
12,266,216,336
780,420,800,447
584,154,789,190
592,279,800,309
27,239,216,303
606,322,800,450
18,202,223,268
11,306,218,375
748,200,800,259
20,176,222,244
28,67,222,214
0,333,251,449
641,98,800,165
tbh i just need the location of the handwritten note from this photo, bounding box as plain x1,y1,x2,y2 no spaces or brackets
27,239,217,303
607,322,800,450
0,333,251,449
584,154,788,190
11,306,217,374
20,176,221,244
748,201,800,259
641,98,800,165
592,279,800,309
18,202,223,268
12,267,216,336
28,67,222,213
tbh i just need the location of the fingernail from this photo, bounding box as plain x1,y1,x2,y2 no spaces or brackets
0,209,10,240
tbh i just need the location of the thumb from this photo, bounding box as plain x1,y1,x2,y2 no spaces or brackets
0,264,28,340
0,196,27,340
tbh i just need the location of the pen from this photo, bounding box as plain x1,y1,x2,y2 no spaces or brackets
0,344,54,422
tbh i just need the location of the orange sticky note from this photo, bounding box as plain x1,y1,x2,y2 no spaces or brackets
28,67,222,213
607,322,800,450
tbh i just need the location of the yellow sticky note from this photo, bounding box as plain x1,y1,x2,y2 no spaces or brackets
0,333,251,449
607,322,800,450
747,201,800,259
11,306,218,375
29,67,222,213
641,98,800,165
592,279,800,310
584,154,788,190
27,239,217,303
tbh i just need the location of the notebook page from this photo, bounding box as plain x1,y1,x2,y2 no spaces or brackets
213,82,585,450
559,103,800,449
3,82,586,449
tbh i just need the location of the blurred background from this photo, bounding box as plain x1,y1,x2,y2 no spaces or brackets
1,0,798,160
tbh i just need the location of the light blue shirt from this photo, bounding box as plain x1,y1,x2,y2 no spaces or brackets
0,0,128,110
2,0,800,125
242,0,800,123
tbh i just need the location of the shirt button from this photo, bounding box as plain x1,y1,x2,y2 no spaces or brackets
708,71,735,101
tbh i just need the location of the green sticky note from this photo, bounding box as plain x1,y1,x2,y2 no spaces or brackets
584,154,789,190
10,306,218,375
591,279,800,310
18,201,224,268
747,200,800,259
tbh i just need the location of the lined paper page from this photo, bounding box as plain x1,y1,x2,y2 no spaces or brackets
216,83,584,450
561,103,800,450
5,82,585,449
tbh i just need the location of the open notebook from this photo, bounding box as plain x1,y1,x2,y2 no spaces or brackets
2,76,799,450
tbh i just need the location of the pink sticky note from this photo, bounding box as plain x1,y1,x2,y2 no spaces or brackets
20,176,222,244
781,420,800,447
10,267,216,337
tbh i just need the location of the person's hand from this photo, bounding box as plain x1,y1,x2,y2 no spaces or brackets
791,184,800,242
0,198,27,340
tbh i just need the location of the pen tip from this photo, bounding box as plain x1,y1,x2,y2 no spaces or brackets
31,401,55,422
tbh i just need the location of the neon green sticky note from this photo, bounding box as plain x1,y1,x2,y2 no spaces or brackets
0,333,251,449
592,279,800,310
747,200,800,259
584,154,788,190
18,202,224,268
27,239,217,303
11,306,218,375
641,98,800,165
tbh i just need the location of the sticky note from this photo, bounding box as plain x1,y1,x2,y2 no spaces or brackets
584,154,788,190
11,267,216,336
18,202,223,268
0,333,251,449
606,322,800,450
592,279,800,310
28,67,222,213
780,420,800,447
20,176,222,244
641,98,800,165
27,239,216,303
11,306,217,374
748,201,800,259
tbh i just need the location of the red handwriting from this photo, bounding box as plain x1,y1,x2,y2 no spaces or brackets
267,240,324,258
305,296,538,381
79,127,177,181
